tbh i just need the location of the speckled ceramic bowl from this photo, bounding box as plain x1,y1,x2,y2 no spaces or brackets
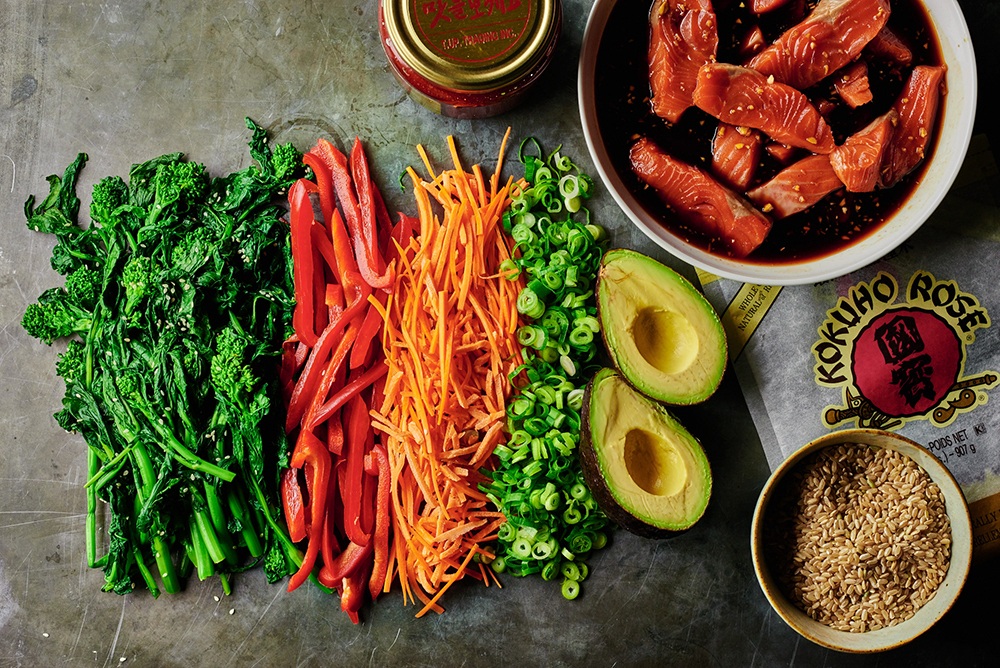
578,0,976,286
750,429,972,653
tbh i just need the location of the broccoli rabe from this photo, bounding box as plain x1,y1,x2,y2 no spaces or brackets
55,339,87,381
23,118,300,599
65,265,102,311
121,255,158,320
146,160,209,229
90,174,137,252
21,288,94,345
90,175,129,225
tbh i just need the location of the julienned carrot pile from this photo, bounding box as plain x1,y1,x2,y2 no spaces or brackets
279,136,404,623
369,132,527,616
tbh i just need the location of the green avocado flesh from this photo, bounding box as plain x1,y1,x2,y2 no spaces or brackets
580,368,712,537
597,249,726,405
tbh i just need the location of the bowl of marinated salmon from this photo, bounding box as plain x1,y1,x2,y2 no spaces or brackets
579,0,976,285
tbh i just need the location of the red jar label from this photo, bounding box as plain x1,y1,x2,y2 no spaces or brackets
413,0,533,64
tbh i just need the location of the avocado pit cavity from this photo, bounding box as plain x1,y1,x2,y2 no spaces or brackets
631,306,699,376
624,428,687,497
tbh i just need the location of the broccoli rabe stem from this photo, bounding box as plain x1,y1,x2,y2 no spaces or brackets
131,543,160,599
86,448,105,569
201,482,239,568
139,412,235,482
186,515,215,581
127,444,181,594
227,487,264,558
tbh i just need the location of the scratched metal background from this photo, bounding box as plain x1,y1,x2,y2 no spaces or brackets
1,1,999,667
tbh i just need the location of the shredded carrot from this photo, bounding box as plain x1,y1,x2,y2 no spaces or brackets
371,133,524,615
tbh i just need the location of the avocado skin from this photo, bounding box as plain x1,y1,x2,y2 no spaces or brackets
579,368,712,539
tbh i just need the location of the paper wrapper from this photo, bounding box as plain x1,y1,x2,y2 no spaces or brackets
699,134,1000,561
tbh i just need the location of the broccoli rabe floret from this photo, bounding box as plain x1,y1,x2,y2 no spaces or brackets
65,265,102,311
22,288,93,345
171,226,216,274
209,326,257,404
270,143,302,183
90,175,129,226
146,161,209,228
263,542,292,584
55,339,88,381
121,255,158,319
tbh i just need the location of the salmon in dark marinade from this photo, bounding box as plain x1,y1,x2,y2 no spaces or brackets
746,0,891,91
648,0,719,123
746,154,844,219
692,62,836,153
830,110,897,192
630,136,772,258
711,123,763,191
880,64,947,188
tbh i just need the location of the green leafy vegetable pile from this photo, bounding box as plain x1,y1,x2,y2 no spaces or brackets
482,140,612,599
22,119,305,596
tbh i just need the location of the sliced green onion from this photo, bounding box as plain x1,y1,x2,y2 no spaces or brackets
561,578,580,600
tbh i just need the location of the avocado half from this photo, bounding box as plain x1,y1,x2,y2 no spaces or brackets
580,368,712,537
596,249,726,405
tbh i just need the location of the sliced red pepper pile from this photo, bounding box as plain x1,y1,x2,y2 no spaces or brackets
279,137,405,624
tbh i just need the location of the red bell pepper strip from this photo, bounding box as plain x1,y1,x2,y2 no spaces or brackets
284,315,349,433
309,360,388,431
312,242,329,337
302,324,359,431
311,222,341,281
370,173,395,261
288,179,319,348
287,430,331,592
302,152,336,239
342,394,371,547
280,467,306,543
349,297,386,370
279,335,301,407
309,141,362,275
365,444,391,600
320,462,341,574
286,278,369,434
320,141,393,289
317,538,373,588
359,429,376,538
339,558,370,624
327,410,345,456
349,137,393,286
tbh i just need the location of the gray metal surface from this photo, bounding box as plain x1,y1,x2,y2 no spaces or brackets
1,1,997,666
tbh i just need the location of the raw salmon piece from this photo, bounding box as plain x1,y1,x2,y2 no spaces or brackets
830,110,897,192
766,142,800,165
648,0,719,123
712,123,763,191
630,137,772,258
751,0,792,13
880,64,946,187
746,154,844,219
739,25,767,62
692,63,836,153
834,60,873,109
866,24,913,67
747,0,891,90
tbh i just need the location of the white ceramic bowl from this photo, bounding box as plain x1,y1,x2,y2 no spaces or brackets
578,0,977,286
750,429,972,653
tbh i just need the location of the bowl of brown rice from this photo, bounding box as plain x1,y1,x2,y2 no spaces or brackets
751,429,972,652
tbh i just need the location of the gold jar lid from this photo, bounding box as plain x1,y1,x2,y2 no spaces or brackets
382,0,559,92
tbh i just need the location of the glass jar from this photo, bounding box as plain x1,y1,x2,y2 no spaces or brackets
379,0,562,119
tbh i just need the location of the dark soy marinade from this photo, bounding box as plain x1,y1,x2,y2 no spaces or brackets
594,0,945,265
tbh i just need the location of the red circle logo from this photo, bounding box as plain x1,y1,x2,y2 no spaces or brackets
851,307,961,418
